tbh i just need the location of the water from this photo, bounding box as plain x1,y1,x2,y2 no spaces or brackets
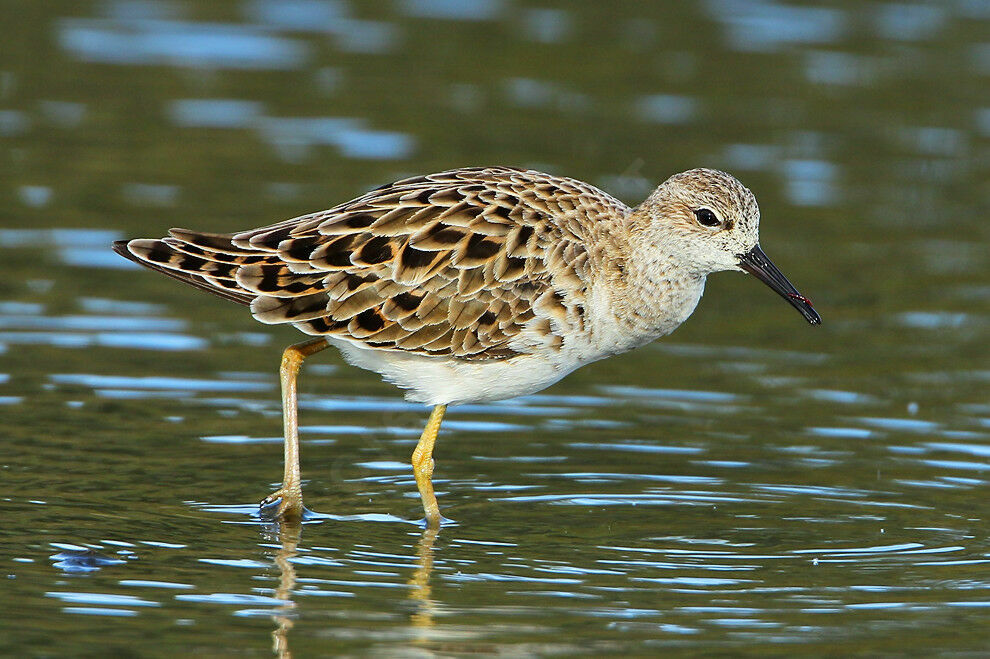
1,1,988,655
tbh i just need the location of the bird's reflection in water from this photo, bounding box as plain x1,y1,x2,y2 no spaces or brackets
263,521,301,659
408,526,440,641
260,521,442,657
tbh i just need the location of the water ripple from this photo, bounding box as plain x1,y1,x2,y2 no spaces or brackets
175,593,288,605
58,18,309,69
51,374,271,392
568,442,704,455
493,492,755,506
47,592,160,607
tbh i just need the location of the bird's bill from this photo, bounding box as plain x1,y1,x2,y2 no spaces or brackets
737,245,822,325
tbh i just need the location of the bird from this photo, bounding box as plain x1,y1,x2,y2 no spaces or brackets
113,166,821,527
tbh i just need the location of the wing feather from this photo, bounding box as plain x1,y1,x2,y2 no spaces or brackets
115,166,629,359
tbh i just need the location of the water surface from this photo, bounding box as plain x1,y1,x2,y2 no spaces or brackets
1,1,987,655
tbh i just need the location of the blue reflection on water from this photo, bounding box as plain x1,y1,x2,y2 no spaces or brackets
18,186,53,207
874,3,945,41
0,331,207,351
95,333,208,350
857,416,940,433
569,441,703,455
898,126,964,157
0,228,120,248
243,1,398,53
897,311,972,330
61,608,139,617
119,580,194,589
121,183,180,207
78,297,167,315
805,50,874,86
704,0,845,52
635,94,696,125
0,302,43,315
175,592,285,605
723,143,778,171
256,116,415,161
58,18,310,69
520,8,572,43
925,442,990,458
0,109,30,136
50,373,272,392
401,0,503,21
334,128,415,159
503,78,590,113
804,389,879,405
47,592,160,607
781,159,838,207
600,386,739,403
0,315,184,331
168,99,265,129
806,427,875,439
244,0,349,30
60,246,140,269
103,0,184,21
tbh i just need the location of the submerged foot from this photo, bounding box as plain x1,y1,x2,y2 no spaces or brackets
259,488,306,522
418,513,456,529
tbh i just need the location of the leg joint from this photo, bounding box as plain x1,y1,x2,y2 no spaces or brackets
281,338,328,375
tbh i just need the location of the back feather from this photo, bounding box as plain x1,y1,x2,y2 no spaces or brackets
114,167,629,360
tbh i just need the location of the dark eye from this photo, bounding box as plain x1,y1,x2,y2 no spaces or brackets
694,208,721,228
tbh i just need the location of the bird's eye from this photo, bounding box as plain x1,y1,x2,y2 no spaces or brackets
694,208,721,228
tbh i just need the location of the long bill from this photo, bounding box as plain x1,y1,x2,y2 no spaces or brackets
737,244,822,325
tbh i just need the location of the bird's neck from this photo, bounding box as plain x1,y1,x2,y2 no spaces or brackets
579,214,705,356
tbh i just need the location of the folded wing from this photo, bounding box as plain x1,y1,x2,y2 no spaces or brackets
115,167,628,360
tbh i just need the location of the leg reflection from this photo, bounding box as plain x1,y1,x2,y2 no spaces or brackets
408,526,439,642
269,521,301,659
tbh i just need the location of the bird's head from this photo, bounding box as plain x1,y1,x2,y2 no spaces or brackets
633,168,821,325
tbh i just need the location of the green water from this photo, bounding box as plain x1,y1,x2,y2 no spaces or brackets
1,1,988,655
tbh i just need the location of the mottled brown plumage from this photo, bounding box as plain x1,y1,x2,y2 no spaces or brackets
115,166,627,361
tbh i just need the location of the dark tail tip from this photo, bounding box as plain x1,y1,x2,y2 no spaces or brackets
112,239,139,264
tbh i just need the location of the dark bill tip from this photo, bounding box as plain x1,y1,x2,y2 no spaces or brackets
738,244,822,325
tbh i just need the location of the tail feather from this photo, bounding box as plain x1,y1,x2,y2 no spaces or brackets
161,237,269,266
112,239,255,306
168,228,263,255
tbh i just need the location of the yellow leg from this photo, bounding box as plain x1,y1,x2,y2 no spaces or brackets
411,404,447,527
260,337,329,521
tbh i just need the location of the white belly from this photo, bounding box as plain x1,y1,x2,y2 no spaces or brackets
329,338,578,406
